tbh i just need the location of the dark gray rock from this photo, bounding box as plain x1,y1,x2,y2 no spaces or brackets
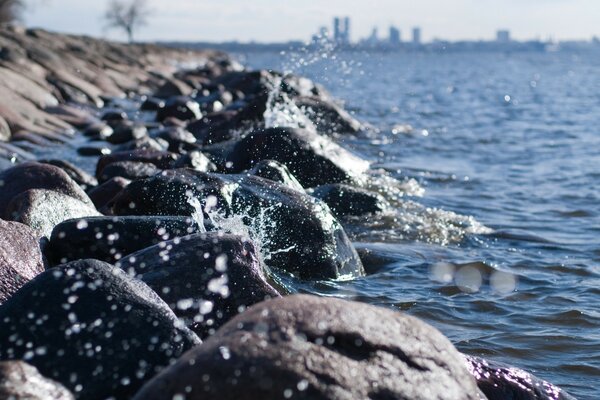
133,294,480,400
140,97,165,111
38,159,98,190
47,215,199,265
111,170,364,280
82,123,113,139
98,161,160,183
105,123,148,145
294,96,362,134
465,355,576,400
226,127,369,188
113,136,169,152
249,159,304,191
96,150,178,178
0,361,74,400
100,109,128,123
172,150,217,172
152,126,197,153
0,219,44,304
77,146,111,157
0,259,201,400
311,184,388,217
5,189,101,238
87,176,130,211
156,97,202,122
118,232,280,338
0,162,93,218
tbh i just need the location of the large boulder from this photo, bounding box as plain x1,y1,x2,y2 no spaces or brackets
0,361,74,400
226,127,369,188
465,355,575,400
249,159,304,192
117,232,280,338
0,162,92,218
294,96,362,134
133,294,481,400
5,189,101,238
0,219,44,304
97,161,160,183
96,149,178,178
311,183,389,217
38,159,98,191
0,259,201,400
47,215,199,265
111,170,364,280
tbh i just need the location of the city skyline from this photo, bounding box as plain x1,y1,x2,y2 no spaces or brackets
24,0,600,43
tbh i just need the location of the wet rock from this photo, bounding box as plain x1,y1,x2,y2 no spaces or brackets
133,294,480,400
152,126,197,152
0,219,44,304
465,355,575,400
0,162,92,218
0,361,74,400
227,127,370,188
87,176,131,211
0,259,201,400
5,189,101,238
172,150,217,172
311,184,388,217
96,149,178,178
140,97,165,111
294,96,362,134
113,136,168,152
100,109,128,123
105,123,148,145
47,215,199,265
155,78,195,98
111,170,364,280
249,159,304,191
156,97,202,122
0,115,10,141
82,123,113,138
38,159,98,190
77,146,111,157
118,232,280,338
98,161,160,183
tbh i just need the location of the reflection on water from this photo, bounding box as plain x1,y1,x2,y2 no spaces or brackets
242,50,600,399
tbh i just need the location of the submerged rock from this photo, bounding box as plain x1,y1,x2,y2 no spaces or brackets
311,183,388,217
249,159,304,191
133,294,480,400
465,355,576,400
0,259,200,400
0,361,74,400
226,127,369,188
5,189,101,238
0,162,92,218
0,219,44,304
118,232,280,338
47,215,199,265
111,169,364,280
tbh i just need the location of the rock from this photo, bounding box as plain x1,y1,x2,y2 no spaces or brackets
100,109,128,123
152,126,197,153
0,115,11,141
118,232,280,338
311,184,388,217
87,176,131,211
226,127,369,188
77,146,111,157
0,162,93,219
111,170,364,280
38,159,98,190
0,259,201,400
82,123,113,138
140,97,165,111
156,97,202,122
96,149,178,178
294,96,362,134
5,189,101,238
465,355,575,400
155,78,195,98
105,123,148,145
113,136,168,152
0,361,74,400
133,294,480,400
98,161,160,183
172,150,217,172
47,215,199,265
0,219,44,304
249,159,304,191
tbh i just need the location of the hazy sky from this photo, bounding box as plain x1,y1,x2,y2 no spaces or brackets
25,0,600,43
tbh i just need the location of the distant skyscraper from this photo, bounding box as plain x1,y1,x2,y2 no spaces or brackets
334,17,341,42
389,26,401,45
497,30,510,43
333,16,351,44
343,17,351,43
412,27,422,45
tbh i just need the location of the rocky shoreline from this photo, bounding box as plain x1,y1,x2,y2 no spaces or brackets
0,28,574,399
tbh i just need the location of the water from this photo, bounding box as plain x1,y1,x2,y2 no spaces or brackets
238,50,600,399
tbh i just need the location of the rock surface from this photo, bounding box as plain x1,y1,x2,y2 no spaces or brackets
0,219,44,304
0,361,74,400
249,159,304,191
133,294,481,400
311,183,388,217
0,259,201,400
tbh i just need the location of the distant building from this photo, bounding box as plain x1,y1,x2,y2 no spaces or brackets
412,27,422,44
497,30,510,43
333,16,351,45
334,17,341,42
343,17,351,43
389,26,401,45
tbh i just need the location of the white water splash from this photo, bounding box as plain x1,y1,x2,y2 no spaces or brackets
263,76,317,131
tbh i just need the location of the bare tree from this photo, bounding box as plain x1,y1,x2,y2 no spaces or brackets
0,0,24,23
104,0,151,43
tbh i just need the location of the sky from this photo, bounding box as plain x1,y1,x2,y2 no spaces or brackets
25,0,600,43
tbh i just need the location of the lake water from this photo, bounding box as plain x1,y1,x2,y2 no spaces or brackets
240,49,600,399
